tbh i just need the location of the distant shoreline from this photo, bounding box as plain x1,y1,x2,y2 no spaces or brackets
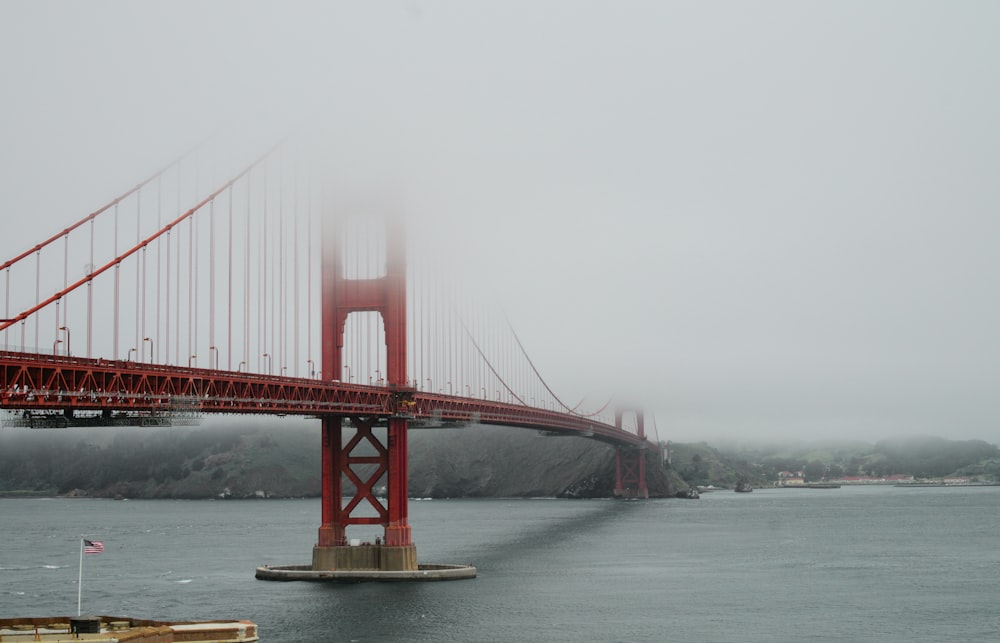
772,482,1000,489
0,490,54,498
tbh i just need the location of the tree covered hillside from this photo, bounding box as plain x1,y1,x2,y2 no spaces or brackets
0,420,320,498
672,436,1000,487
0,420,687,499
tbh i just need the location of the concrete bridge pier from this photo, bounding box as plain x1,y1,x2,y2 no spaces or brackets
312,543,417,572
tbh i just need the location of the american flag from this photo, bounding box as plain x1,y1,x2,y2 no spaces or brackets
83,539,104,554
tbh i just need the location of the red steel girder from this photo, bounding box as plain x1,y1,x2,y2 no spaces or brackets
0,352,394,416
410,393,654,449
0,353,654,452
614,447,649,498
340,421,389,525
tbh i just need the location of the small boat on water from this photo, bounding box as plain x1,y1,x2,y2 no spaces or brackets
734,479,753,493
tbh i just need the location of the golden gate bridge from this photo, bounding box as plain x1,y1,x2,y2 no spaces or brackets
0,141,662,578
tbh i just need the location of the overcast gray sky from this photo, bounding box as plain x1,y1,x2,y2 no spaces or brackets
2,1,998,444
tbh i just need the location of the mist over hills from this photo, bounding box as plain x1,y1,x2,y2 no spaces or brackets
1,420,995,498
0,421,684,499
671,436,1000,488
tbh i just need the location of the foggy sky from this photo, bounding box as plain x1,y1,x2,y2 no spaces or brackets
2,2,998,444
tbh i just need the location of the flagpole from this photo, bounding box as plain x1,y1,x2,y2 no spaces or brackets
77,536,84,616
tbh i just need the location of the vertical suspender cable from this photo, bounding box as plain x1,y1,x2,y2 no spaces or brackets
262,170,268,372
461,291,466,396
194,205,200,365
418,250,423,388
227,185,233,371
54,300,60,354
366,220,371,383
244,175,251,370
375,220,380,383
292,158,300,376
141,243,147,360
435,262,441,392
272,164,280,373
278,153,285,375
188,215,194,364
306,178,312,376
351,225,358,380
3,268,8,349
135,191,142,360
479,304,486,397
165,229,171,364
416,254,423,388
460,289,466,396
369,221,373,381
171,169,177,364
156,175,162,363
62,234,68,338
175,175,182,366
407,255,424,388
209,199,216,369
406,247,411,386
351,222,356,379
113,204,120,360
34,250,39,352
87,220,94,358
447,275,452,393
358,226,364,384
277,154,284,374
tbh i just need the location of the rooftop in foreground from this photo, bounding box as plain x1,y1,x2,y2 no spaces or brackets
0,616,257,642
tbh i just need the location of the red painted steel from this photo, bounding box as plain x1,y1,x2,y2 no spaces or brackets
340,419,389,525
613,407,649,498
0,148,276,335
0,144,200,275
319,419,342,546
0,351,395,416
410,393,652,448
318,215,413,547
0,145,666,580
385,416,411,546
0,351,655,452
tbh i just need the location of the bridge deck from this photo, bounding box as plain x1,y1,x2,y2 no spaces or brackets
0,351,652,449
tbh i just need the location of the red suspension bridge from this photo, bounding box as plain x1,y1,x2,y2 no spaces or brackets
0,143,661,575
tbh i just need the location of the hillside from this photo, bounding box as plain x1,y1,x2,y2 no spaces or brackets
6,417,991,498
672,436,1000,487
0,419,687,499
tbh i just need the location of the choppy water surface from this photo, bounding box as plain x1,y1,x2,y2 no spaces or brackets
3,486,999,641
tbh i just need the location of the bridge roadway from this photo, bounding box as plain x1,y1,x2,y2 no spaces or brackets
0,350,652,449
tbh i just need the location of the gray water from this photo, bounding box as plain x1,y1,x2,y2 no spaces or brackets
2,486,999,641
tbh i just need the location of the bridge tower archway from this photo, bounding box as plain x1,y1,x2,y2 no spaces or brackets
314,213,416,571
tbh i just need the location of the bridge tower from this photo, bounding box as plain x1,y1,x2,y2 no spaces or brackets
313,214,416,572
613,407,649,498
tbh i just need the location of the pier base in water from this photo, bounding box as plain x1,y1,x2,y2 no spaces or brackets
311,544,417,571
256,561,475,583
255,544,475,582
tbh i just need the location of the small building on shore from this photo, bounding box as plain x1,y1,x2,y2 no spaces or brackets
776,470,805,486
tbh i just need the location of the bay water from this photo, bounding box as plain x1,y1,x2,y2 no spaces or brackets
2,485,998,641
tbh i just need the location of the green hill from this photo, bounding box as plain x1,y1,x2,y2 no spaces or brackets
700,437,1000,485
0,419,687,499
